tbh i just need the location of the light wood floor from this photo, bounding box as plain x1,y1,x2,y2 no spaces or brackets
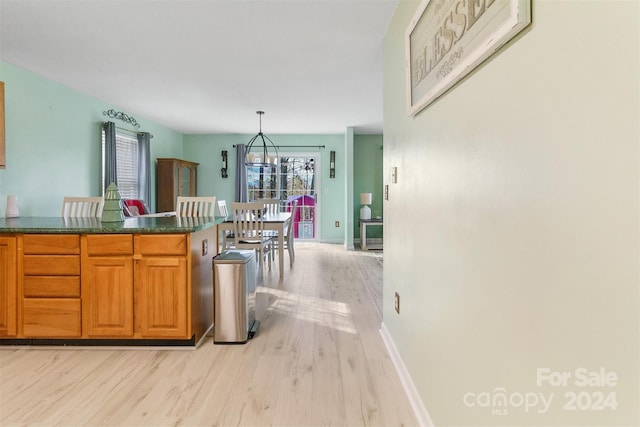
0,242,418,427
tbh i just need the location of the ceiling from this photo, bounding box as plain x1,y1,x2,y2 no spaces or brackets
0,0,398,135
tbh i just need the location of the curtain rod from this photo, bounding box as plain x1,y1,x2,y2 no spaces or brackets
103,122,154,139
233,144,325,149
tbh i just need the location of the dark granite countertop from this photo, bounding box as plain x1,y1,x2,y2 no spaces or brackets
0,216,224,234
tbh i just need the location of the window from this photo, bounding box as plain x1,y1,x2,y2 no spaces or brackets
247,156,316,203
101,129,139,199
247,164,278,201
247,154,318,239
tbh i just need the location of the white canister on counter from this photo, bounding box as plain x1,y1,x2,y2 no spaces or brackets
5,195,19,218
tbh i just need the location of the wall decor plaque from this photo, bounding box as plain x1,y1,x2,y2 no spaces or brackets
406,0,531,116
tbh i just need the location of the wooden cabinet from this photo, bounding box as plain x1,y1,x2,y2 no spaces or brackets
135,234,188,338
0,236,17,336
82,235,134,337
81,233,193,340
22,234,81,337
1,226,215,345
156,158,198,212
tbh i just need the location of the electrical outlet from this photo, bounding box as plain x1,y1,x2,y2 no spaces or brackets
394,292,400,314
385,184,389,201
335,220,340,227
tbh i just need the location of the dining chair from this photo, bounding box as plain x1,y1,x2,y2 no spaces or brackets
217,199,234,250
231,202,275,273
271,199,298,267
176,196,216,217
217,200,229,217
256,198,280,215
61,196,104,218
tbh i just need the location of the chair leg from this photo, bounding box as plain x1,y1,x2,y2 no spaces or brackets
266,244,272,269
257,248,264,274
288,237,295,267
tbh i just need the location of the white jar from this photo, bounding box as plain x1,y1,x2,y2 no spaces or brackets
5,195,19,218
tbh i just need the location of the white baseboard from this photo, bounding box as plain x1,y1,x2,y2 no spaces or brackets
356,237,383,244
380,322,434,427
319,238,344,244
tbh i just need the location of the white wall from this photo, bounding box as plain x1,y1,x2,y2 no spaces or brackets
383,1,639,425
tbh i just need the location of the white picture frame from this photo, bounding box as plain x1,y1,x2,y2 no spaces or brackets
406,0,531,116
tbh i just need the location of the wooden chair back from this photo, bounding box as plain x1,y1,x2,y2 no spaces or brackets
231,202,265,242
256,198,280,215
176,196,216,217
61,196,104,218
217,199,229,217
286,200,298,238
231,202,274,272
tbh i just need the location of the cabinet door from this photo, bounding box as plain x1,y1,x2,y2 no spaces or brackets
173,164,180,199
0,236,17,336
136,257,188,337
83,257,134,337
180,164,191,196
23,298,81,337
188,164,197,196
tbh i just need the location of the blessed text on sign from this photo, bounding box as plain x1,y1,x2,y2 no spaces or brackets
406,0,530,116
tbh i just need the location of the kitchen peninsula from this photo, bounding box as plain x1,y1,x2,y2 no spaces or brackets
0,216,222,347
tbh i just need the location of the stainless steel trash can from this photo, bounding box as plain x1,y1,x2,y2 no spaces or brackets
213,250,259,344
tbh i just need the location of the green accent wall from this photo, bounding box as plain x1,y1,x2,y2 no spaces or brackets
183,133,349,243
0,61,184,216
383,1,639,425
353,134,383,239
0,60,381,246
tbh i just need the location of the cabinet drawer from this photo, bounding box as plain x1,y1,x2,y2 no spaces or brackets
23,234,80,254
24,276,80,298
23,255,80,275
86,234,133,256
138,234,187,256
22,298,81,337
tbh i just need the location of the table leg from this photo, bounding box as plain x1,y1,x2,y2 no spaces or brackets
278,228,284,277
361,222,367,250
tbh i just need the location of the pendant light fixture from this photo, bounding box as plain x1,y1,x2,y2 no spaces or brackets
245,111,278,167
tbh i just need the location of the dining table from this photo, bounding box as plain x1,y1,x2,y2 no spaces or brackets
217,211,292,278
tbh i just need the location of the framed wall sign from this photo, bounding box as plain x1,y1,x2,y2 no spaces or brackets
406,0,531,116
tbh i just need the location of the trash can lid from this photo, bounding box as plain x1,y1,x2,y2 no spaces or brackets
214,249,256,264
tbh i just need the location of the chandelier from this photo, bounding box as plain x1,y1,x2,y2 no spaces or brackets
245,111,278,167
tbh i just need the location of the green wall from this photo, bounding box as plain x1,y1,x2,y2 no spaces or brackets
0,61,184,216
353,134,383,239
184,133,349,243
0,61,381,246
383,1,639,425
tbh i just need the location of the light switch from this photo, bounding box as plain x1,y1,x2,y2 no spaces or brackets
391,167,398,183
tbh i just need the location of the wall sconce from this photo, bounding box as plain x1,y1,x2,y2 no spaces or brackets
329,150,336,178
221,150,228,178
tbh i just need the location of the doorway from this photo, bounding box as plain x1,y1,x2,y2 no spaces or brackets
247,153,319,240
